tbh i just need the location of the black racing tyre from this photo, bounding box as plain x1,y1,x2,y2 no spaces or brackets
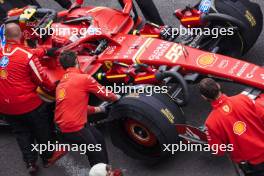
209,0,262,56
108,93,185,161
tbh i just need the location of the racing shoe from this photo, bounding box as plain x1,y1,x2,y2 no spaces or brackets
26,163,39,175
43,150,68,168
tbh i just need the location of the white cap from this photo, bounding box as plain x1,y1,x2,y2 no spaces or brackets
89,163,108,176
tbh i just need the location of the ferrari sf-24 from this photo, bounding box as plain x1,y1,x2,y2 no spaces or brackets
1,0,263,161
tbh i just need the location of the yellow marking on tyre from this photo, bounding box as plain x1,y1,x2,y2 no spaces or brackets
161,108,175,124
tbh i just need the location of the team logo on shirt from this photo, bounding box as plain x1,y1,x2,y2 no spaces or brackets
0,69,8,79
63,74,69,80
0,56,9,68
233,121,247,136
57,88,66,101
222,104,231,113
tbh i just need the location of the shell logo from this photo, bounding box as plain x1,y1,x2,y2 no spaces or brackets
57,88,66,101
197,53,217,67
0,69,8,79
233,121,246,136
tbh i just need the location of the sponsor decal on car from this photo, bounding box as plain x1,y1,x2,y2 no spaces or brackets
149,41,171,61
217,60,229,69
246,66,258,79
199,0,212,13
164,43,184,63
233,121,246,136
236,63,249,77
0,56,9,68
197,53,217,67
0,69,8,79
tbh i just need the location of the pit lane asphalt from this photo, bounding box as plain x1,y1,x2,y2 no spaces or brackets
1,0,264,176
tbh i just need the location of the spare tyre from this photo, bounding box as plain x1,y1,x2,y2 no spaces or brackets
108,93,185,161
202,0,263,56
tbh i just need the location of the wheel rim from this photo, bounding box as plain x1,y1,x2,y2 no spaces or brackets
124,118,157,147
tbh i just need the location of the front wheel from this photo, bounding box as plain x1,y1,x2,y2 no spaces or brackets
108,93,185,161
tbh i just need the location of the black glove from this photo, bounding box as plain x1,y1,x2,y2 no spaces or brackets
46,47,59,57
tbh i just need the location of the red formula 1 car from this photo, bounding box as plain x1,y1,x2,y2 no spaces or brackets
2,0,263,161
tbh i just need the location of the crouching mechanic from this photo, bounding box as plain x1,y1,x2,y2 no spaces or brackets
198,78,264,176
55,51,120,166
0,23,66,175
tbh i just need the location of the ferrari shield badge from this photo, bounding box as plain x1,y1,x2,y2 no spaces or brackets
233,121,246,136
199,0,212,13
222,104,231,113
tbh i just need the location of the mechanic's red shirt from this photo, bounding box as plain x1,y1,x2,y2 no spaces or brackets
0,40,49,115
55,67,118,133
205,94,264,164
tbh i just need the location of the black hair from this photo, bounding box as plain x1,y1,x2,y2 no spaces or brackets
59,51,77,70
198,78,220,100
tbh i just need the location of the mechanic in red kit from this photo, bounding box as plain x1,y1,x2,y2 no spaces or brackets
198,78,264,176
55,51,120,166
0,23,66,175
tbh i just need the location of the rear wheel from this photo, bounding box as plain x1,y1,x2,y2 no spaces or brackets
213,0,263,56
202,0,263,57
108,93,185,161
180,0,263,57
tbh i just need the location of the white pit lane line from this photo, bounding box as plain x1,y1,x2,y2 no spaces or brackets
56,155,90,176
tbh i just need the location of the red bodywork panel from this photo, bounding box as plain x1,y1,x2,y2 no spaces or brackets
97,34,264,89
43,34,264,90
12,4,262,90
